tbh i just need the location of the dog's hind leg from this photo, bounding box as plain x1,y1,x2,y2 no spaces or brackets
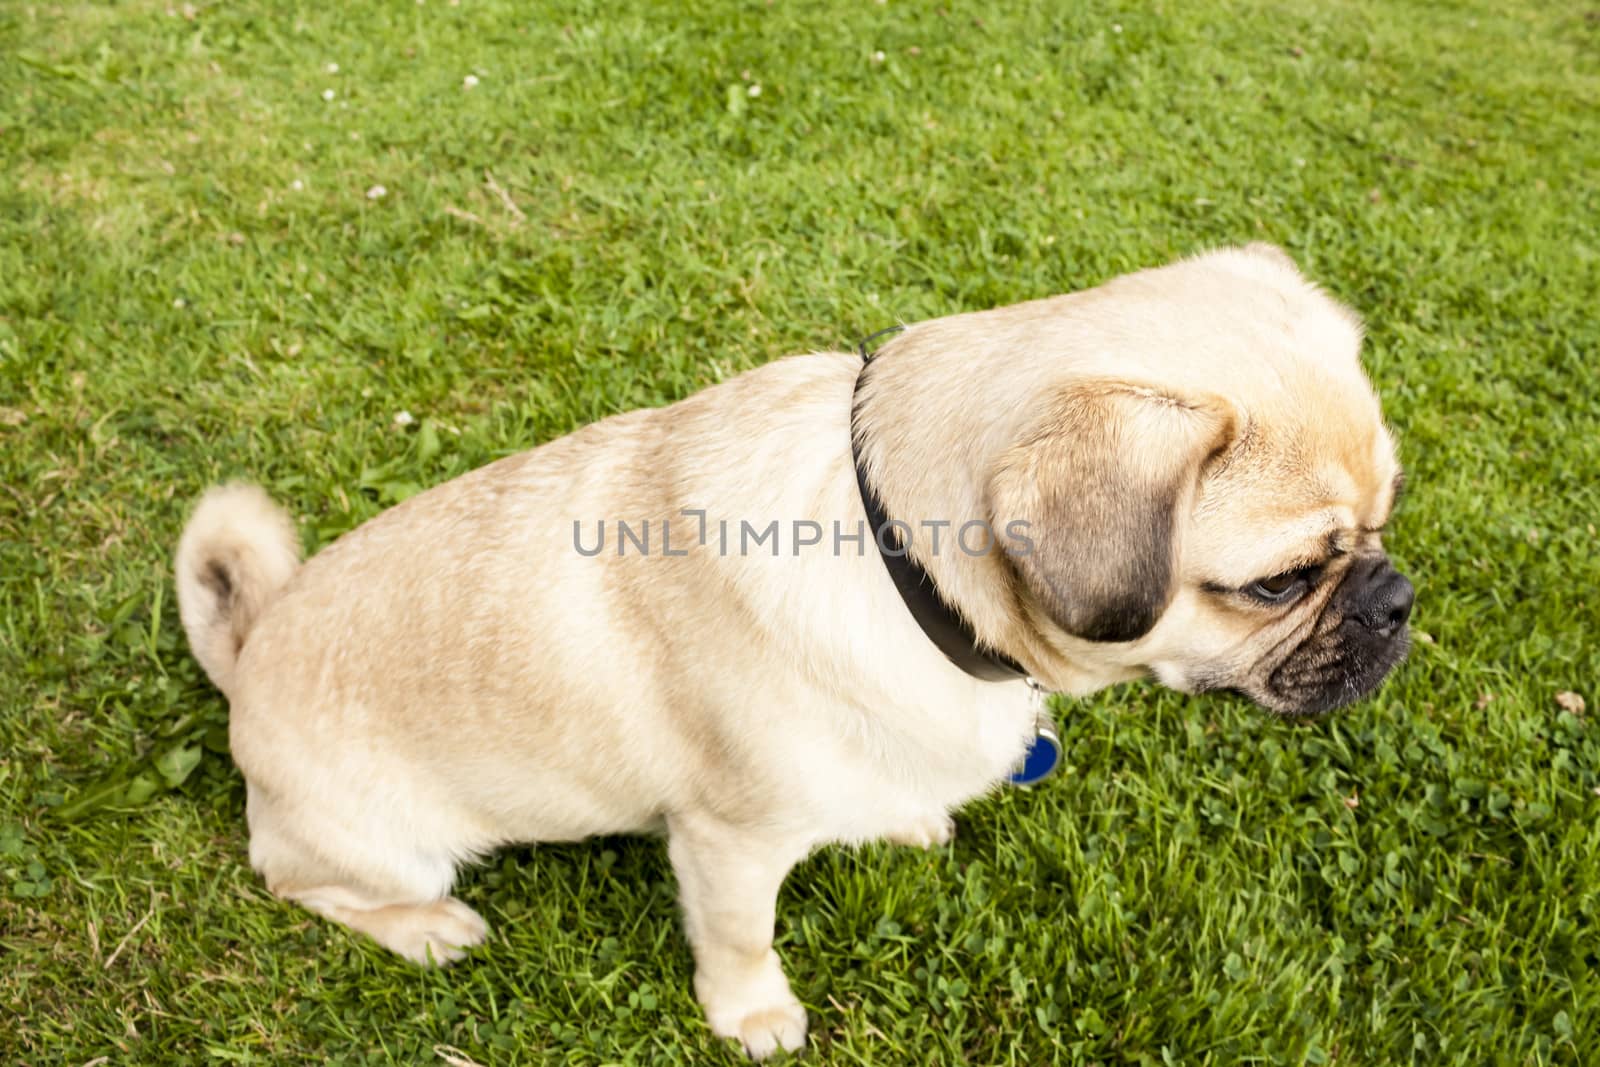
283,885,488,965
245,785,489,965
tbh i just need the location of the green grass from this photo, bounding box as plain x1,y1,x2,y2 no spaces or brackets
2,0,1598,1062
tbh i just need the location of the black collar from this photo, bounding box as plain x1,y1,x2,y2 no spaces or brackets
850,326,1029,683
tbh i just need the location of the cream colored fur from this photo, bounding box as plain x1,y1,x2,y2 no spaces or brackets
175,245,1402,1058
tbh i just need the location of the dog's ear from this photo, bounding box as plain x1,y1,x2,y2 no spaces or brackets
988,382,1235,643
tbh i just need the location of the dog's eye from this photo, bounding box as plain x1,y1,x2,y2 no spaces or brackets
1247,569,1312,603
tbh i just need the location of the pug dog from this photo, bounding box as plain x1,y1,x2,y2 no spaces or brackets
175,244,1411,1059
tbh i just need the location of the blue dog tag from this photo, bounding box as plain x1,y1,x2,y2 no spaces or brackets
1009,721,1061,787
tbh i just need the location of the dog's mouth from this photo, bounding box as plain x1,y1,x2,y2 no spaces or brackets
1256,622,1411,718
1187,624,1411,719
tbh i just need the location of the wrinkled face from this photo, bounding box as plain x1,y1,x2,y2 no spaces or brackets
997,403,1413,717
1142,426,1413,717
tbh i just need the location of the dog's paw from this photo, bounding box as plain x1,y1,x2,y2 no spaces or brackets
885,812,956,850
699,954,808,1060
732,999,808,1060
379,897,489,965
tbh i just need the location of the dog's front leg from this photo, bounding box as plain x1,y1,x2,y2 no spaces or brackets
667,814,810,1060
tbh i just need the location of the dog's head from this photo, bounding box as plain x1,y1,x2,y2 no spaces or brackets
986,244,1410,716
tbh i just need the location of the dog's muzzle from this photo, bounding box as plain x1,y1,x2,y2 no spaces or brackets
1264,554,1415,717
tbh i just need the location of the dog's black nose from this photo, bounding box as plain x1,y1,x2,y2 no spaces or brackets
1351,561,1413,638
1373,573,1413,637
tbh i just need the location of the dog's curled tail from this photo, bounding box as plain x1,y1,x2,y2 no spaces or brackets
175,484,301,696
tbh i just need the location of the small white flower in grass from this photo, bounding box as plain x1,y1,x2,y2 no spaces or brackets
1112,23,1123,33
290,178,304,191
325,62,339,74
394,410,415,427
463,74,479,89
871,50,885,64
322,88,336,101
173,297,187,309
747,83,761,97
366,184,388,200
